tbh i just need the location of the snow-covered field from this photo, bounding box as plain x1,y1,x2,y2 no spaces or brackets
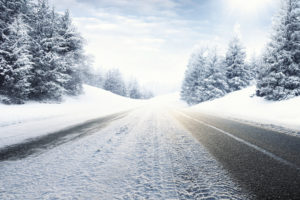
1,84,299,150
193,86,300,135
0,85,143,148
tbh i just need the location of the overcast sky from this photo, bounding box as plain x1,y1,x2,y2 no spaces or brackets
49,0,280,94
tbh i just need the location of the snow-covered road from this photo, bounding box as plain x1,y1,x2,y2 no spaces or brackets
0,106,250,199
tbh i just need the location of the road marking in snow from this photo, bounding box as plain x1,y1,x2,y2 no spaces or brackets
175,110,300,171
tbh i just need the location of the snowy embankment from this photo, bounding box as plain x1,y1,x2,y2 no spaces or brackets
193,86,300,135
0,85,143,148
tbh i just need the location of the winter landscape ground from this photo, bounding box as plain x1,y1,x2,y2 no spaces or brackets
1,85,299,150
1,85,300,199
194,86,300,135
0,85,143,148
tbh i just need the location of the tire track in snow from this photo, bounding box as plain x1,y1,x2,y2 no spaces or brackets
0,107,252,199
0,111,129,161
158,111,251,199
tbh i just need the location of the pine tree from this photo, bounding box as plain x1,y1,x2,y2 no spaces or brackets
29,0,64,100
224,37,250,92
248,54,260,81
81,65,104,88
0,0,30,102
103,69,127,96
127,79,141,99
3,15,33,102
29,1,84,100
0,0,26,29
181,48,230,105
256,0,300,100
200,50,229,101
56,9,83,95
0,0,87,103
181,49,207,105
140,88,153,99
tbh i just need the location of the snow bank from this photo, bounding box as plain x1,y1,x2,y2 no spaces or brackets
0,85,143,148
193,86,300,133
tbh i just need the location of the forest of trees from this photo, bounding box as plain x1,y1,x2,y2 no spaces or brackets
82,67,154,99
0,0,84,104
0,0,152,104
256,0,300,100
181,0,300,105
1,0,298,105
181,37,255,105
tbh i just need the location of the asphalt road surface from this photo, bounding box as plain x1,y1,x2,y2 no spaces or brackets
173,109,300,200
0,105,299,199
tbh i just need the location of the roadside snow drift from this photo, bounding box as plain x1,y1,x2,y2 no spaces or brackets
193,86,300,133
0,85,143,148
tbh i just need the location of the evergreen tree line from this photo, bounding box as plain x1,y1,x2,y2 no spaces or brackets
0,0,85,104
0,0,153,104
181,37,255,105
181,0,300,105
256,0,300,100
82,67,154,99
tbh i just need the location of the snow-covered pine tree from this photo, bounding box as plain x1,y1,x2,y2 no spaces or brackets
200,49,229,101
181,49,207,105
103,69,127,96
181,47,229,105
127,79,141,99
81,65,104,88
0,0,30,103
224,37,250,92
0,0,26,29
248,53,260,81
140,88,153,99
2,15,33,103
256,0,300,100
1,0,87,103
28,0,65,100
29,1,84,100
56,9,84,96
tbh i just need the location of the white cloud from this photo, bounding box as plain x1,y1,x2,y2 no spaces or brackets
71,13,192,90
81,0,179,17
48,0,278,94
224,0,277,15
233,23,242,38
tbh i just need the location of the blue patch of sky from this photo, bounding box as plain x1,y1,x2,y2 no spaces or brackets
72,0,276,38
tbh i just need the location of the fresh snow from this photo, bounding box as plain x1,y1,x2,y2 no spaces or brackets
1,84,299,150
0,85,143,148
193,86,300,134
0,107,250,199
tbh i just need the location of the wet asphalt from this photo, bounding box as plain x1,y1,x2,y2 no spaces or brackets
0,111,127,161
174,110,300,200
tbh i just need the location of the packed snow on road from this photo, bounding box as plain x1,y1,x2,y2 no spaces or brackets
0,105,251,199
0,86,253,199
1,85,299,199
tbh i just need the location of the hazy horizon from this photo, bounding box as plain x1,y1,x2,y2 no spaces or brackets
49,0,280,95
